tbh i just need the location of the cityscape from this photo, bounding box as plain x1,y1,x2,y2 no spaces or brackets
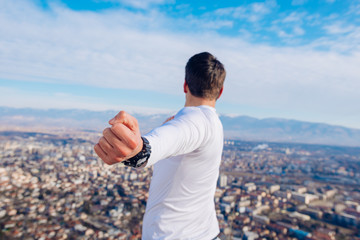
0,130,360,240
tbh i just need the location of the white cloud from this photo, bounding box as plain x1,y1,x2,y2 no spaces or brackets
214,7,238,16
282,12,306,23
185,15,233,30
0,0,360,128
270,25,305,38
348,1,360,15
0,0,192,93
291,0,308,6
324,22,356,34
311,26,360,52
293,26,305,35
214,0,275,23
269,11,309,40
101,0,173,9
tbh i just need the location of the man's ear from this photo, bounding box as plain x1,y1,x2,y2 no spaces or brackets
183,81,188,93
217,87,224,99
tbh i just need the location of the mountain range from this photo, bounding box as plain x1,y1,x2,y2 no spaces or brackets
1,106,360,147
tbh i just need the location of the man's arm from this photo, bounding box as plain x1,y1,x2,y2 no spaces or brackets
143,111,208,166
94,109,208,166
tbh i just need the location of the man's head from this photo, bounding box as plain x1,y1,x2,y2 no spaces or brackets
185,52,226,100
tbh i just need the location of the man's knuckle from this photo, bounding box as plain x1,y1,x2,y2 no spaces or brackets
99,137,106,147
113,146,124,156
120,148,131,156
124,148,132,156
103,128,110,135
128,138,138,149
110,124,121,134
119,111,126,119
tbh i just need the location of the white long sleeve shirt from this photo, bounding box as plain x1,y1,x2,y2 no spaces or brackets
142,105,224,240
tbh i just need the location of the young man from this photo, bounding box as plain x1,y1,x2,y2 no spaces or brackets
94,52,226,239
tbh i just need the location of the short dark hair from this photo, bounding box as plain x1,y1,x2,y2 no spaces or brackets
185,52,226,100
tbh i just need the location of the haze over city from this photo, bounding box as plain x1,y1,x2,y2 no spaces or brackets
1,0,360,129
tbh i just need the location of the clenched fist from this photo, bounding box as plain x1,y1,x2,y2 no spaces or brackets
94,111,143,165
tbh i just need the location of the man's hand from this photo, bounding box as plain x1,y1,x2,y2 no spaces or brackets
94,111,143,165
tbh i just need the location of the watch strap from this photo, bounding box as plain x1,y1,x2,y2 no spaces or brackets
122,137,151,168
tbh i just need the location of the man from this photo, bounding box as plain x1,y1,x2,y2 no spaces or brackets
94,52,226,239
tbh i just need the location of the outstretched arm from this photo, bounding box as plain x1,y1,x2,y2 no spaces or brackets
95,108,208,167
143,111,208,167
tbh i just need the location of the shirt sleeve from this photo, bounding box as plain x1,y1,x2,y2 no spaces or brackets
143,108,209,167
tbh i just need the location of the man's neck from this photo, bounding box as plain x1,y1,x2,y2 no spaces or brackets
184,95,216,108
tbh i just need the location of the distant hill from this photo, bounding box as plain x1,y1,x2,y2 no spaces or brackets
1,106,360,147
0,107,168,133
220,115,360,147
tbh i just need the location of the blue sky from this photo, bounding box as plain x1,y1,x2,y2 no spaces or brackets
0,0,360,128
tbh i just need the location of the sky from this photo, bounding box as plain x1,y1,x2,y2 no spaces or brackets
0,0,360,129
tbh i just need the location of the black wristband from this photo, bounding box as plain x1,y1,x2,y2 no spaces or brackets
122,137,151,168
